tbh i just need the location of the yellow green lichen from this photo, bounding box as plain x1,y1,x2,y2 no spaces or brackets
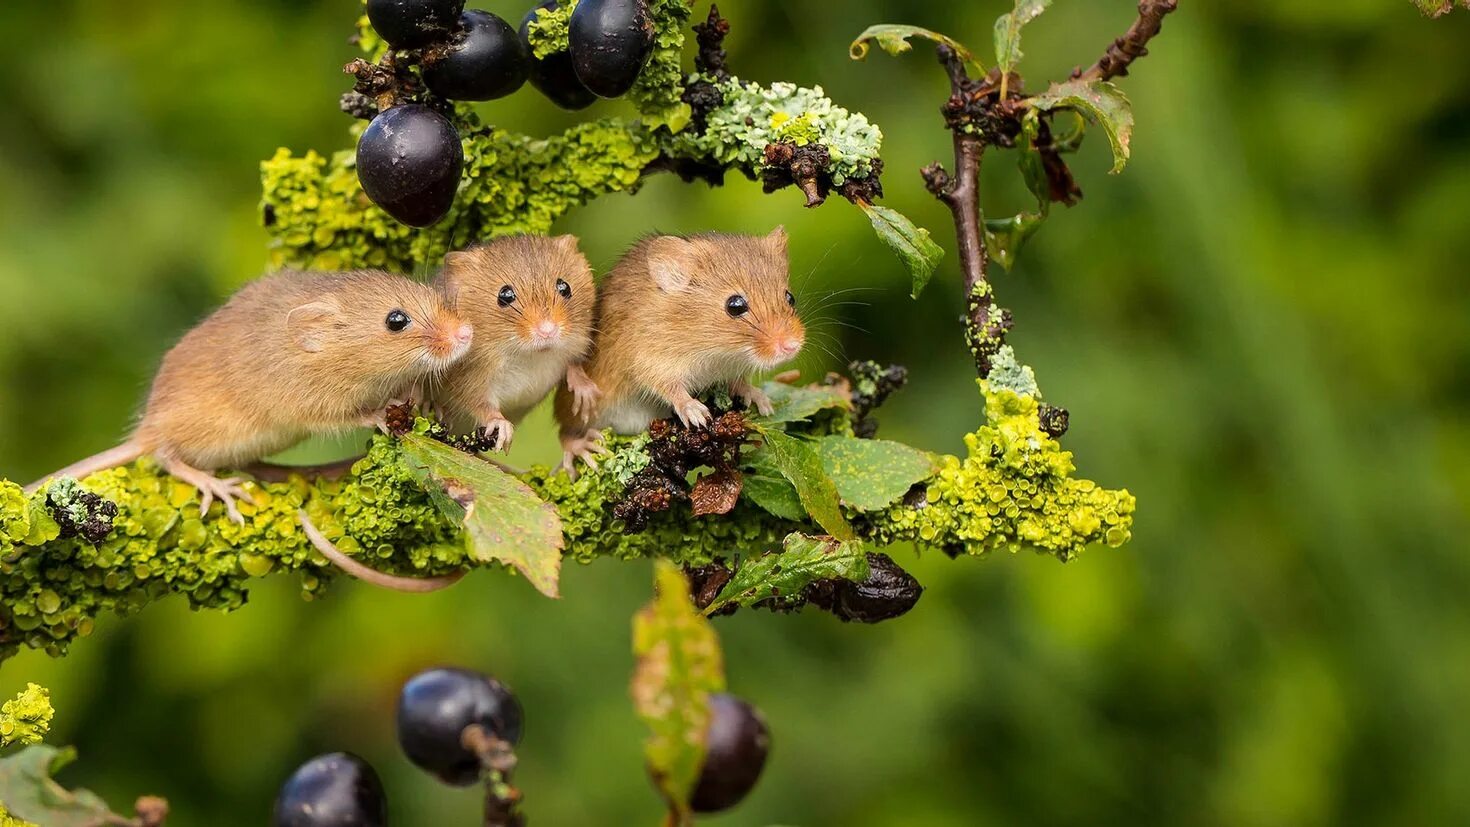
0,685,52,749
0,802,38,827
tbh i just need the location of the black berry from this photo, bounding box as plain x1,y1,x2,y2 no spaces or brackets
272,753,387,827
367,0,466,49
690,693,770,813
422,10,529,101
520,1,598,110
568,0,656,99
356,104,464,228
396,667,524,786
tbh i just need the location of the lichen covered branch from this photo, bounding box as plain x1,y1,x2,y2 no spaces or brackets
0,382,1131,663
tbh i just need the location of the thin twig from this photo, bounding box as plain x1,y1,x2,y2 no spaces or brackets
463,725,524,827
1073,0,1180,83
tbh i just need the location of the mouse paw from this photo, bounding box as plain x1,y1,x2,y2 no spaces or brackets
482,416,515,453
675,398,714,430
559,431,608,480
163,460,253,525
731,380,775,417
566,365,603,420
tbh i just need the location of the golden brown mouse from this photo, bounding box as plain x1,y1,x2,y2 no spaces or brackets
26,270,474,523
430,235,598,451
554,228,805,470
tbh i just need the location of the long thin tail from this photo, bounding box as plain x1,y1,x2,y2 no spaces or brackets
298,510,465,594
25,441,146,495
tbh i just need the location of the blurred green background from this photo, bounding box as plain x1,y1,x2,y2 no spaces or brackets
3,1,1469,824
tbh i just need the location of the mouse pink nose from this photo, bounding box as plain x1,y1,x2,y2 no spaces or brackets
778,337,803,358
535,320,561,340
454,324,474,345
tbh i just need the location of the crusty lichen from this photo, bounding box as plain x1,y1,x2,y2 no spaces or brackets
0,382,1130,662
0,684,52,749
0,803,37,827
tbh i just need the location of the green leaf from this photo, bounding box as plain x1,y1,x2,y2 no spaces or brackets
0,746,132,827
632,561,726,823
994,0,1052,75
751,430,854,541
705,533,872,615
849,25,985,72
0,685,52,749
983,212,1047,272
1029,79,1134,173
398,434,564,598
817,436,940,512
755,382,851,425
740,473,807,522
860,203,945,298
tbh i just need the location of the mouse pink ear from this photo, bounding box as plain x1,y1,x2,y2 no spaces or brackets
766,225,789,255
554,234,580,254
287,300,341,353
646,236,696,293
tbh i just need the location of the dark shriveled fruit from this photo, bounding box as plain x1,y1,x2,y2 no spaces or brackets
356,104,463,227
690,693,770,813
521,1,598,110
272,753,387,827
367,0,466,49
568,0,656,99
423,10,529,101
397,667,524,787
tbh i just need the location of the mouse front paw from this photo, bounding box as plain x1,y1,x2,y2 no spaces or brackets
731,380,775,417
674,398,713,430
566,365,603,420
482,416,515,453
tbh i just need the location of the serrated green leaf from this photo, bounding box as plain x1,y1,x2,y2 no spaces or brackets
398,434,564,598
740,471,806,522
849,25,985,72
632,561,726,823
706,534,872,615
755,382,851,425
1029,80,1134,173
994,0,1052,75
817,436,940,512
984,212,1047,272
0,746,130,827
860,204,945,298
752,429,854,541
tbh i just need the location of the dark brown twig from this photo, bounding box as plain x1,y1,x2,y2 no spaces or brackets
463,725,524,827
1073,0,1180,82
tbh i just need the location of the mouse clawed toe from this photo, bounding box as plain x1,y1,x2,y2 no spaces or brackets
560,431,608,480
732,381,775,417
164,459,252,525
482,416,515,453
675,398,713,430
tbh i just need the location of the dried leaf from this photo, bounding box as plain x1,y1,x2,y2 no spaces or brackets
1029,80,1134,173
849,24,985,72
705,534,872,615
817,436,939,512
751,429,854,541
860,203,945,298
632,561,726,823
0,745,132,827
398,434,564,598
755,382,850,425
994,0,1052,75
691,468,743,517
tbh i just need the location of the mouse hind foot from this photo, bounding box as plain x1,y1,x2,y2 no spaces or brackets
559,430,609,480
160,457,253,525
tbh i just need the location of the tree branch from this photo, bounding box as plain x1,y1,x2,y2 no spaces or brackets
1073,0,1180,83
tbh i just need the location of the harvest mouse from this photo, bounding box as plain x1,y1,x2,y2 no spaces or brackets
430,235,598,450
554,228,804,470
26,270,474,524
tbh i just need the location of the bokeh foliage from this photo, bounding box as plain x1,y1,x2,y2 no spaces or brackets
1,1,1469,826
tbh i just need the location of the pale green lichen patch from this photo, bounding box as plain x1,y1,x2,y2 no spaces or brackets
0,685,52,749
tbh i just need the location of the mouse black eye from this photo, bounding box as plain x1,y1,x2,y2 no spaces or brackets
385,309,411,332
725,294,750,318
498,286,517,307
556,278,572,299
785,290,796,308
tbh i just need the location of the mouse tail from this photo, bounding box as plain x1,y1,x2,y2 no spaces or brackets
24,441,147,495
297,510,466,594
